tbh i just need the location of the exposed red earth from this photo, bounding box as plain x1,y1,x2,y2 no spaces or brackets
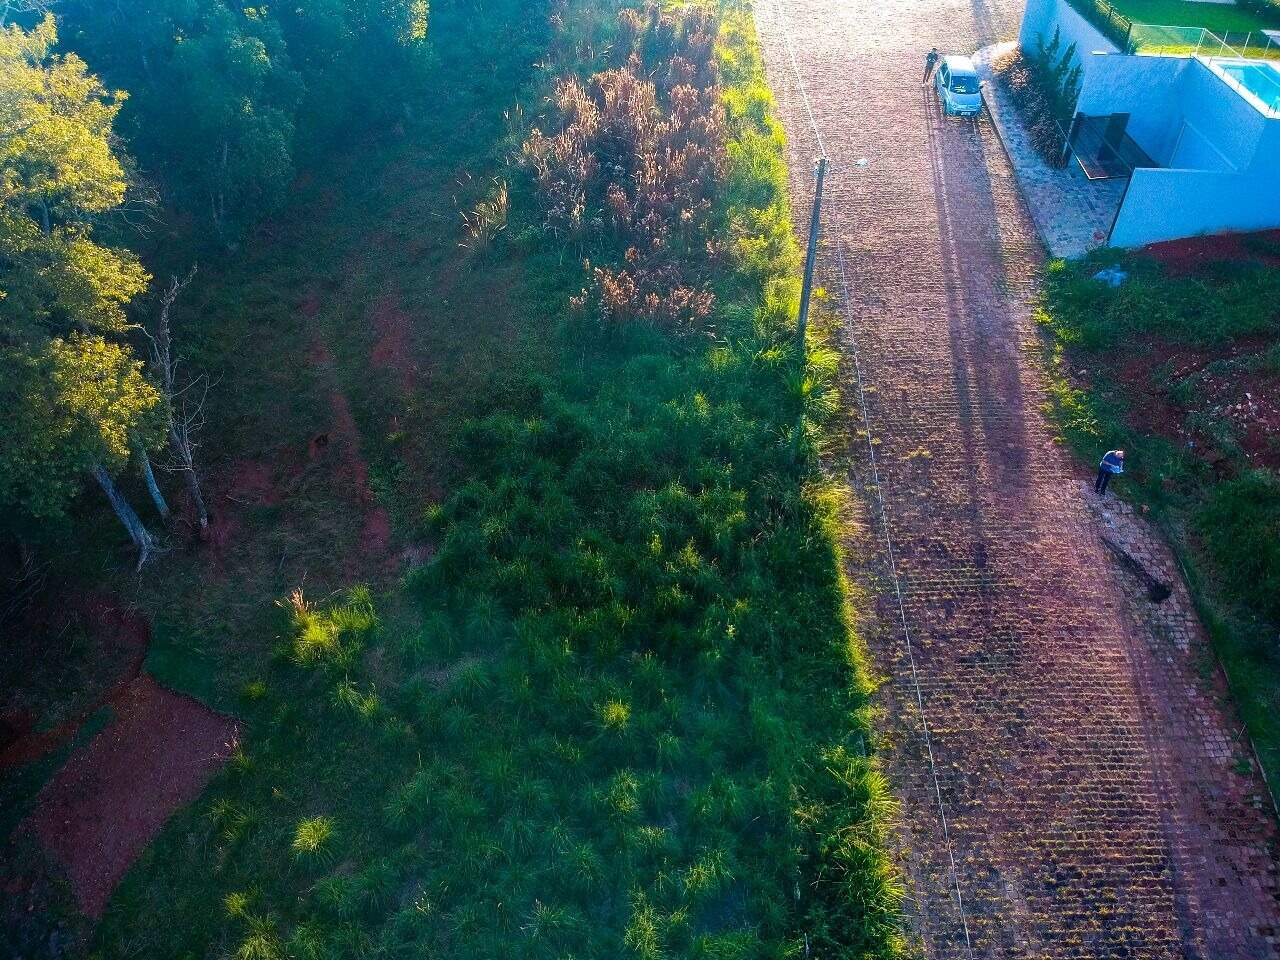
1143,228,1280,276
306,305,396,567
26,674,236,917
369,293,418,395
4,597,236,919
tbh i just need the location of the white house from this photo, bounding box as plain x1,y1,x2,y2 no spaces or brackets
1019,0,1280,248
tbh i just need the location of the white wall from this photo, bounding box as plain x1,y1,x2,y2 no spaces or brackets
1177,59,1269,170
1109,167,1280,246
1020,0,1119,86
1075,52,1188,162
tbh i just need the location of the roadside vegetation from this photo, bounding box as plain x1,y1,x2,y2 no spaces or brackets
3,0,903,957
1106,0,1280,33
993,29,1082,162
1037,240,1280,785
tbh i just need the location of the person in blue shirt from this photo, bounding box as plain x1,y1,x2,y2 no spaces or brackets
1095,449,1125,495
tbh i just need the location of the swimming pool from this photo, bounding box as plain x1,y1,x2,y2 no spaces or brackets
1213,60,1280,115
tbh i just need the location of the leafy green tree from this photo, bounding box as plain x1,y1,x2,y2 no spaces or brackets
59,0,303,240
0,15,157,554
277,0,431,145
58,0,431,239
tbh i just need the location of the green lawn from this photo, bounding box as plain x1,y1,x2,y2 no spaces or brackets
6,0,906,957
1113,0,1280,32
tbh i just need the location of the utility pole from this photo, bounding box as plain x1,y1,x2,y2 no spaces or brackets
796,155,827,354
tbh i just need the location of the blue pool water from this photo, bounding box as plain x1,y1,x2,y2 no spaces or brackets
1216,61,1280,114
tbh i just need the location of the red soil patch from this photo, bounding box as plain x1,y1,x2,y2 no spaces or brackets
25,674,237,917
361,507,393,558
327,390,393,559
205,504,240,560
328,389,375,504
0,597,149,772
307,336,333,366
369,294,417,394
305,282,418,567
206,456,292,561
1107,335,1280,471
224,459,282,507
299,293,322,319
1142,229,1280,276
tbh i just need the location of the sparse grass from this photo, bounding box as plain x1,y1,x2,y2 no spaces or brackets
1037,247,1280,790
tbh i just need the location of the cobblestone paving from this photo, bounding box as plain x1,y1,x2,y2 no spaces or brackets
752,0,1280,956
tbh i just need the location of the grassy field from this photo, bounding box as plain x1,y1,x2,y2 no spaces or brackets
2,0,904,957
1063,0,1280,57
1037,243,1280,790
1113,0,1280,32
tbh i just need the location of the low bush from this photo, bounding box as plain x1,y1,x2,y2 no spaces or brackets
1197,469,1280,622
998,29,1083,162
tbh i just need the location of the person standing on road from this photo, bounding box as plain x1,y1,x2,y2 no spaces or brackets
924,47,940,83
1095,449,1125,495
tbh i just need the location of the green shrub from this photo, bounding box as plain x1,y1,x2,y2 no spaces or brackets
1197,470,1280,622
1041,253,1280,350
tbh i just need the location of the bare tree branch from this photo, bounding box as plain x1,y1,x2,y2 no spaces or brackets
141,266,212,536
0,0,55,26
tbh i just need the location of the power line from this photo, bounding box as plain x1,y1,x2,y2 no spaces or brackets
761,0,975,954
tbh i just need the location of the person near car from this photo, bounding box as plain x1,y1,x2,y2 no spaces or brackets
924,47,939,83
1095,449,1125,496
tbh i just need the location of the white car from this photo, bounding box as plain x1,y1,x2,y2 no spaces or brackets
935,55,984,117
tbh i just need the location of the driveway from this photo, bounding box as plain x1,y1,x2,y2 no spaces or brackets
753,0,1280,956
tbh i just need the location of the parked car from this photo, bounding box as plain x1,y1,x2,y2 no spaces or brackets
935,55,983,117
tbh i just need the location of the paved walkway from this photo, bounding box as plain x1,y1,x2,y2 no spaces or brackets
973,43,1125,259
753,0,1280,956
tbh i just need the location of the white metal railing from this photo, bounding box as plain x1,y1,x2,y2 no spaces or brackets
1125,25,1280,118
1127,23,1280,61
1197,30,1280,118
1194,28,1280,62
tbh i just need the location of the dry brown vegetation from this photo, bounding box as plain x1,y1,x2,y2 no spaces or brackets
523,6,725,329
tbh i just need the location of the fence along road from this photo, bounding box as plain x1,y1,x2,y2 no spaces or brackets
753,0,1280,956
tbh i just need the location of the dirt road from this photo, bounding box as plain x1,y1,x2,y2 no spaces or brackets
753,0,1280,956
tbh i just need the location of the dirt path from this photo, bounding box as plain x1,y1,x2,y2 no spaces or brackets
753,0,1280,956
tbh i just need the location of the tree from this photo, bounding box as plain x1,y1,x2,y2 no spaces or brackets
0,0,52,28
57,0,432,239
0,15,158,559
58,0,303,241
277,0,431,143
142,266,211,536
